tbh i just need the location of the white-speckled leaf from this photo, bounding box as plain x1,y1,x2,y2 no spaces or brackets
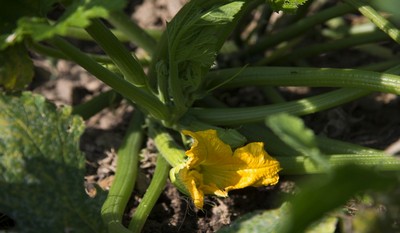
0,92,104,232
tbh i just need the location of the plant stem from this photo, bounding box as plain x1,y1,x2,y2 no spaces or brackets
344,0,400,44
65,26,130,42
149,122,186,167
242,3,354,55
50,36,169,121
256,36,303,65
262,87,286,103
72,90,122,120
239,123,386,157
108,11,157,55
65,26,162,42
357,59,400,71
128,155,170,233
189,88,369,125
29,41,114,64
278,153,400,175
315,136,386,155
101,110,144,233
206,67,400,95
269,30,388,64
232,0,264,47
30,41,151,67
85,19,149,88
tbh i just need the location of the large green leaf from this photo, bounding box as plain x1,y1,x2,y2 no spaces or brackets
280,165,397,233
217,203,290,233
0,92,104,232
0,44,34,90
0,0,126,49
155,0,247,114
265,113,330,171
219,165,397,233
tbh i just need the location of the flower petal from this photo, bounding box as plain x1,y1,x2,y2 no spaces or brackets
200,142,281,192
229,142,281,190
174,130,281,209
182,129,232,167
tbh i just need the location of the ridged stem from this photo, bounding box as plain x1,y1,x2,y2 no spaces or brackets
108,11,157,55
149,122,186,167
189,88,369,125
128,155,170,233
206,67,400,95
85,19,148,88
278,154,400,175
344,0,400,44
50,36,169,121
101,111,144,233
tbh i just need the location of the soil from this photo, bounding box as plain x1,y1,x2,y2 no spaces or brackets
3,0,400,232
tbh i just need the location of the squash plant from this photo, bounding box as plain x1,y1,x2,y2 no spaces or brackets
1,0,400,232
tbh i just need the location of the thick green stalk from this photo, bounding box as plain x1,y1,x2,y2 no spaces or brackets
50,36,169,121
108,11,157,55
85,19,148,88
101,111,144,233
128,155,170,233
344,0,400,44
189,88,369,125
278,154,400,175
149,123,186,167
243,3,354,55
206,67,400,95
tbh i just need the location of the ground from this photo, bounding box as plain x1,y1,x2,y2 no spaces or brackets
10,0,400,232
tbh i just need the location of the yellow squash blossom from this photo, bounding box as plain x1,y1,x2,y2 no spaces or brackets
170,129,281,209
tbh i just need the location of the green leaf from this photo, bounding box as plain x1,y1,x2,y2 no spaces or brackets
0,43,34,90
0,0,56,33
281,165,397,233
267,0,309,13
161,0,246,112
0,92,104,232
265,113,330,171
0,0,126,49
217,203,290,233
306,215,338,233
217,203,338,233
